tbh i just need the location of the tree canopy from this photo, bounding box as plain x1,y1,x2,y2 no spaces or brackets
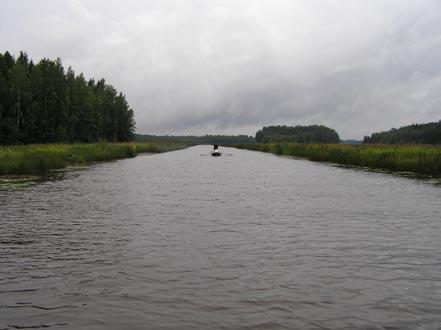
255,125,340,144
0,51,135,145
363,122,441,144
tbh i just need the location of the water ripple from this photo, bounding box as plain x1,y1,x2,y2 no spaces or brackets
1,146,441,329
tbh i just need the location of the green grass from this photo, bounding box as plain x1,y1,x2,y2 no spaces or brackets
0,142,187,175
234,143,441,177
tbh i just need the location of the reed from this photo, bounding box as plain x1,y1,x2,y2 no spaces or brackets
234,143,441,176
0,142,186,175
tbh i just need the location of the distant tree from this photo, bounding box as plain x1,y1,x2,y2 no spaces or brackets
363,122,441,145
255,125,340,144
134,134,254,145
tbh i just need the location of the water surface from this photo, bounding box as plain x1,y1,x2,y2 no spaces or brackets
1,146,441,329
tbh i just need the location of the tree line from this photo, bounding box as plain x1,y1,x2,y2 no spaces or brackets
0,51,135,145
135,134,254,145
256,125,340,144
363,122,441,145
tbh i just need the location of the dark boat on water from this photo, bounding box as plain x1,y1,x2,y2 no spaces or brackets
211,144,221,156
201,144,232,157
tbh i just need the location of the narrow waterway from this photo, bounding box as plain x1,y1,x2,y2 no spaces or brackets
1,146,440,329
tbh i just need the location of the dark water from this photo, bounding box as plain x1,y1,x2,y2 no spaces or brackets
1,146,441,329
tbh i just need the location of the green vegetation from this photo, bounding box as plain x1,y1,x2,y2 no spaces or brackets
256,125,340,143
363,121,441,144
135,134,255,145
0,176,42,191
0,51,135,145
235,143,441,176
0,142,186,175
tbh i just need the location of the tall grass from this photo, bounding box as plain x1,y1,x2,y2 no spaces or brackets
235,143,441,176
0,142,186,175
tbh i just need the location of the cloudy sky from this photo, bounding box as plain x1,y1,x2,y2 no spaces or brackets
1,0,441,138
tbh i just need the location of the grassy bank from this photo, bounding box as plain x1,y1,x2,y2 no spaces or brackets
234,143,441,177
0,142,186,175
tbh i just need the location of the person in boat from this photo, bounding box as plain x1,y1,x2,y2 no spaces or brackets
211,144,221,156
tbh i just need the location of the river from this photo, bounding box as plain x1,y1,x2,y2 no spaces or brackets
1,146,441,329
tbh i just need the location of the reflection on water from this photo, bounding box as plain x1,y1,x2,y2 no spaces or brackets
0,176,44,191
0,165,90,191
1,146,441,329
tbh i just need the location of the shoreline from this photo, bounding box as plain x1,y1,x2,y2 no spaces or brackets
234,143,441,177
0,142,187,176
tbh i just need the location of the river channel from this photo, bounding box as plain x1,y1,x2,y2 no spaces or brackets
1,146,441,329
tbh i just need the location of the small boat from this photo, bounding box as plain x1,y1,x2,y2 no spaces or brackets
200,144,232,157
211,151,221,157
211,144,221,156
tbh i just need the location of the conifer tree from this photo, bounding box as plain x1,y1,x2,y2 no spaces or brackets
0,51,136,145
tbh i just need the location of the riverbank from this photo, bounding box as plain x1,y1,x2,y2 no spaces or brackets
234,143,441,176
0,142,187,175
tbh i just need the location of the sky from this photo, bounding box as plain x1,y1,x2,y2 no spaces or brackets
1,0,441,139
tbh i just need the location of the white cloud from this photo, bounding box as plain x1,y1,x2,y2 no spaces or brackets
1,0,441,138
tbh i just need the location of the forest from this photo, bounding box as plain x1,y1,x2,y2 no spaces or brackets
363,122,441,144
0,51,135,145
135,134,254,145
255,125,340,143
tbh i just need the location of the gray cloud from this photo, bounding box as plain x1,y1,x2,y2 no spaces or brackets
1,0,441,138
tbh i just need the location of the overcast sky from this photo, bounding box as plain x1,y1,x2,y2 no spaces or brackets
1,0,441,138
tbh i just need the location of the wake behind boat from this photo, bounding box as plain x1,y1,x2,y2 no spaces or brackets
200,145,233,157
